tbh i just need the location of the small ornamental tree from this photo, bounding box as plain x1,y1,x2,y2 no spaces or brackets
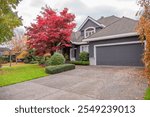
26,7,76,56
137,0,150,86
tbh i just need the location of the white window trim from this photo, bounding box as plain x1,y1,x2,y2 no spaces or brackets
91,41,143,65
84,27,96,38
80,45,89,53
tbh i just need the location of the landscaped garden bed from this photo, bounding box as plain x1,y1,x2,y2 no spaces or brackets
0,52,76,86
70,51,89,66
70,61,89,65
44,53,75,74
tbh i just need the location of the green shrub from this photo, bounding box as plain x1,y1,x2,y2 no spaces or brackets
64,53,69,61
79,51,89,61
49,52,65,65
0,56,3,63
39,57,46,65
23,59,29,64
0,57,3,68
0,56,9,64
70,61,89,65
45,64,75,74
45,59,51,66
23,49,36,64
3,56,8,62
29,61,38,64
144,87,150,100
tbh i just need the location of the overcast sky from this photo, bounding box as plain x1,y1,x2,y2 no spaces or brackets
16,0,140,30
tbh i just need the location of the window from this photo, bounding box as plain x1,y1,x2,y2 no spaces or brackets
80,45,89,52
84,27,95,38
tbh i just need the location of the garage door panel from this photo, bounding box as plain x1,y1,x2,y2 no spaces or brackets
96,43,144,66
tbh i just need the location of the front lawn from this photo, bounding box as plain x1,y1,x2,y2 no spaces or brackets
0,64,48,87
144,87,150,100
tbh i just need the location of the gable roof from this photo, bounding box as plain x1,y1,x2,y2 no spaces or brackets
78,16,105,31
83,17,138,42
97,15,120,26
71,31,82,42
71,31,87,45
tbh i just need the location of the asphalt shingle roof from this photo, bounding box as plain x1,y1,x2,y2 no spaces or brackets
97,15,120,27
71,31,84,42
88,17,138,39
71,16,138,43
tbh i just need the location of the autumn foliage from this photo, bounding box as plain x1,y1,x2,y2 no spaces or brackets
26,7,76,56
137,0,150,86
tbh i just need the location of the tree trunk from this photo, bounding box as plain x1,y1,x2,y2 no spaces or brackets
16,58,18,64
15,54,18,64
9,51,12,67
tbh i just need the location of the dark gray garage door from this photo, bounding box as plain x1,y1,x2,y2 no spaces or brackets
96,43,144,66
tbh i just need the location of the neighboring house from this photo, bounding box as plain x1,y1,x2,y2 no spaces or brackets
0,47,9,56
69,15,144,66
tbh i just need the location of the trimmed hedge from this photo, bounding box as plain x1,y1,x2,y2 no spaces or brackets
70,61,89,65
45,64,75,74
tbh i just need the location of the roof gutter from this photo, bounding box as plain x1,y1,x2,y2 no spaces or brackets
71,41,88,45
82,32,138,42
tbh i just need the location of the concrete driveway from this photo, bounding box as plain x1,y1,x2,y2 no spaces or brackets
0,66,148,100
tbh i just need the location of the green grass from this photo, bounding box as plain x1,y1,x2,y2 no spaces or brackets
144,87,150,100
0,64,48,87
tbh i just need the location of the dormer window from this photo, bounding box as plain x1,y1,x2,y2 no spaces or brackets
84,27,96,38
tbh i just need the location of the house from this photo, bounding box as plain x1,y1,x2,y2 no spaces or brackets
0,47,9,56
70,15,144,66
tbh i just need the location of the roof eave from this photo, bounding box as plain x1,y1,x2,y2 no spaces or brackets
71,41,88,45
82,32,138,42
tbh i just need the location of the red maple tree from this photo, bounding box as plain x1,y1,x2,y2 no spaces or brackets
26,7,76,56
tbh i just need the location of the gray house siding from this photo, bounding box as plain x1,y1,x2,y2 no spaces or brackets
89,36,140,57
71,44,75,58
81,30,84,37
71,44,80,60
75,45,80,60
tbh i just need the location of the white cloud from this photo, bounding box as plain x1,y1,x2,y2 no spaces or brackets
30,0,46,8
16,0,140,29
